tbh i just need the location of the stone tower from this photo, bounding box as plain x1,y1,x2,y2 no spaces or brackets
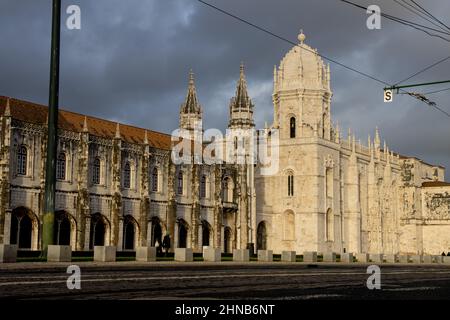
228,63,255,130
228,63,256,251
272,31,332,140
179,70,202,134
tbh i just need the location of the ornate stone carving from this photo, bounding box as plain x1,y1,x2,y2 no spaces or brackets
424,192,450,220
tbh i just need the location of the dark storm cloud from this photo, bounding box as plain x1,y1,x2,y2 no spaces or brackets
0,0,449,178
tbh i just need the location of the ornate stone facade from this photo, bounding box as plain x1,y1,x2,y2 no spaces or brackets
0,31,449,255
255,32,450,255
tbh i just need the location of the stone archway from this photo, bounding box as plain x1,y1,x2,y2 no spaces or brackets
54,211,76,247
150,216,162,247
89,213,110,249
123,215,139,250
257,221,267,250
10,207,39,250
224,227,232,253
178,219,189,248
201,220,212,247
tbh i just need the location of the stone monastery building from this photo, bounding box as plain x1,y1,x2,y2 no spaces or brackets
1,31,450,255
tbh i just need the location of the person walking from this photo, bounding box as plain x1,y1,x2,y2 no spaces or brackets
155,239,161,255
162,234,171,256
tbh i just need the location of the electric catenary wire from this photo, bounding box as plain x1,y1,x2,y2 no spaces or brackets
195,0,450,119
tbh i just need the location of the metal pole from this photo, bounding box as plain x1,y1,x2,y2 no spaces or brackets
42,0,61,258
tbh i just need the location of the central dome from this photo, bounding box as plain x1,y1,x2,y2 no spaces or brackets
275,31,330,92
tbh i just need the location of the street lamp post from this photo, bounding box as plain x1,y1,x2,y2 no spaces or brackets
42,0,61,258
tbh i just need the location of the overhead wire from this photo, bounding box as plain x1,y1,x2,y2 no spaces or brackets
195,0,450,118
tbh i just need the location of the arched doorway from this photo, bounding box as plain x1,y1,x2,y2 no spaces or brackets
202,220,211,247
178,219,188,248
224,227,232,253
257,221,267,250
151,217,162,247
123,215,138,250
10,207,36,249
54,211,72,246
89,213,108,249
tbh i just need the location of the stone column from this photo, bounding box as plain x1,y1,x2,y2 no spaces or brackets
166,158,177,252
344,138,361,253
191,163,200,252
117,217,124,250
239,164,248,249
84,216,91,250
3,209,11,244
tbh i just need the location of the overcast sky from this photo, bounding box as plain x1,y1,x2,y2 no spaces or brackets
1,0,449,179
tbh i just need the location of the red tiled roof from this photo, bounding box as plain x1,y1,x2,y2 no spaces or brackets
0,96,172,150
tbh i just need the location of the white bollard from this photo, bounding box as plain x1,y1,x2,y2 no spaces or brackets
233,249,250,262
340,253,354,263
47,245,72,262
303,251,318,263
94,246,116,262
203,247,221,262
323,252,336,262
136,246,157,262
257,250,273,262
0,244,17,263
281,251,296,262
175,248,193,262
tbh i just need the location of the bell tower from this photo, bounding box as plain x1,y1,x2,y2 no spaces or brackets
272,31,332,141
179,70,202,134
228,63,255,130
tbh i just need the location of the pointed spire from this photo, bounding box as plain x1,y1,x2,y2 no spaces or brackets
232,62,252,111
4,98,11,117
352,135,356,153
375,126,380,149
181,69,201,115
82,116,89,132
115,122,121,139
144,130,149,145
229,63,255,128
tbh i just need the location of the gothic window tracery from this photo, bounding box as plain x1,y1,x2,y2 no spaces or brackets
17,145,28,176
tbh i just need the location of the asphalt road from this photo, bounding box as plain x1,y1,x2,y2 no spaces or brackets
1,262,450,300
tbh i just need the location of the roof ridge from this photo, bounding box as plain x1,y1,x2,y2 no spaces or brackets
0,95,172,139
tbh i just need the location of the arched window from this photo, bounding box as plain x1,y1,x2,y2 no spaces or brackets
123,162,131,188
93,158,101,184
222,177,233,202
200,175,206,198
151,167,158,192
326,168,333,198
290,117,296,138
288,174,294,196
17,145,27,175
177,171,184,195
56,152,66,180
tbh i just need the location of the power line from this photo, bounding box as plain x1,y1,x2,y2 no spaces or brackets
195,0,450,119
196,0,390,86
394,0,449,33
394,54,450,85
423,87,450,95
339,0,450,40
409,0,450,31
